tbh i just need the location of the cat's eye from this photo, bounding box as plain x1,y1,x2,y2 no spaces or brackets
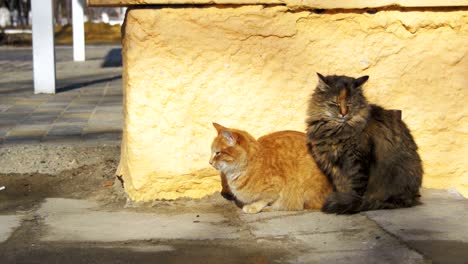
328,102,339,107
215,151,221,156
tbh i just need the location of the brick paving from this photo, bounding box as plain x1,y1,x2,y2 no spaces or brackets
0,45,123,145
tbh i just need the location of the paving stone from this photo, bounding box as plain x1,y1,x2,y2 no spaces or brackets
65,105,96,113
30,94,54,100
34,107,65,114
101,94,122,99
22,114,58,125
7,124,49,136
95,106,123,113
61,112,92,119
15,100,44,106
54,117,89,124
100,96,122,100
0,128,9,137
42,102,70,108
100,96,122,101
0,46,123,146
95,116,123,123
98,102,122,108
52,123,88,129
6,134,46,144
80,88,106,95
42,135,83,144
89,118,122,125
0,98,18,105
49,94,77,100
89,112,122,118
69,101,100,107
0,112,25,119
48,125,83,135
0,105,12,112
105,90,123,96
4,137,42,145
0,118,21,126
75,99,101,104
5,105,36,113
82,132,122,143
85,124,122,133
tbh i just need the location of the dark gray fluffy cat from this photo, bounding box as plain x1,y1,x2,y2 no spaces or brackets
306,73,423,214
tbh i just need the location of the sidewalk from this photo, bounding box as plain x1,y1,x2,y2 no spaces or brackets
0,45,123,145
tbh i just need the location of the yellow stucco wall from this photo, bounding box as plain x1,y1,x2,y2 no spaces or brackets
88,0,468,8
120,5,468,201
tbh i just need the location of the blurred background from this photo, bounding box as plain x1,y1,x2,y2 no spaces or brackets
0,0,123,45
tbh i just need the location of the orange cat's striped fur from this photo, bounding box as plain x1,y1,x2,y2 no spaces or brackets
209,123,332,213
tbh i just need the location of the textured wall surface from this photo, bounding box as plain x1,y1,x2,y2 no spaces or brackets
88,0,468,8
120,6,468,201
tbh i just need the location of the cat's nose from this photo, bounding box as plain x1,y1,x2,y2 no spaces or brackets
209,158,214,165
340,105,348,117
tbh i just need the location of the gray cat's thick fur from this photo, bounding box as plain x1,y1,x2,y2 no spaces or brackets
306,73,423,214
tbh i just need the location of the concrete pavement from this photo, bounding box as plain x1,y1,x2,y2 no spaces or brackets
0,45,122,145
1,189,467,263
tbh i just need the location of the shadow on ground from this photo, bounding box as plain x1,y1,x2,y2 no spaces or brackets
101,48,122,68
57,75,122,93
409,240,468,264
0,241,286,264
0,74,122,95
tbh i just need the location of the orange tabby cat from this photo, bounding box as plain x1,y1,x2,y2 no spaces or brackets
209,123,332,213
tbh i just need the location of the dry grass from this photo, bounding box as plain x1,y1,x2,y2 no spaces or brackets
0,22,121,46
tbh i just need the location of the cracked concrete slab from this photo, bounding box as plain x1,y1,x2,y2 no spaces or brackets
366,188,468,264
243,212,376,237
292,248,423,264
242,211,424,263
3,189,467,263
292,231,423,264
38,198,240,242
0,215,22,243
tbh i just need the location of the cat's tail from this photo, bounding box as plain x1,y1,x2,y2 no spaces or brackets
321,192,419,214
321,192,363,214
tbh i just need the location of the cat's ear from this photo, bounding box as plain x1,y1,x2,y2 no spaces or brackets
213,122,237,145
316,72,329,91
221,130,237,146
212,122,225,134
317,72,327,83
354,75,369,88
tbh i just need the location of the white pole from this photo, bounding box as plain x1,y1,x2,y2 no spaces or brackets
72,0,85,61
31,0,56,94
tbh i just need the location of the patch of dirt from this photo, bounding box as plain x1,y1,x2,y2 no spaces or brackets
0,157,238,215
0,144,239,214
0,145,121,175
0,159,126,213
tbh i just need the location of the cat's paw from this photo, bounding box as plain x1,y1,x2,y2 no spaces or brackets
242,204,262,214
